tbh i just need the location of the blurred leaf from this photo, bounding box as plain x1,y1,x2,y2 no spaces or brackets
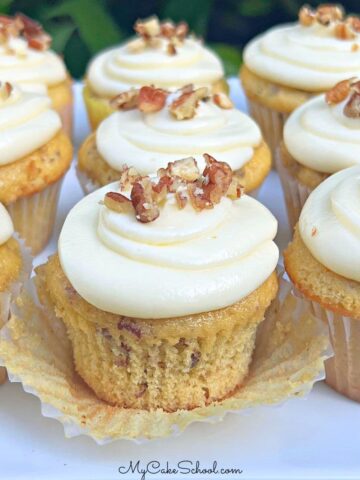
210,43,242,76
0,0,13,13
161,0,214,36
238,0,274,17
47,22,76,53
43,0,123,54
63,30,90,78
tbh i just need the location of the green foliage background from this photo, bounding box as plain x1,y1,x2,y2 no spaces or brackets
0,0,359,78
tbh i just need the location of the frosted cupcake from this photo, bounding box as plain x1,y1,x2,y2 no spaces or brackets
278,78,360,228
78,85,271,195
84,16,227,129
284,166,360,402
0,13,73,135
0,204,31,384
0,82,73,254
36,155,279,411
241,4,360,155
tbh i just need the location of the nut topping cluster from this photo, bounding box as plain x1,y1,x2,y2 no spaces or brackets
102,155,243,223
0,13,51,52
110,84,233,119
127,15,189,55
298,4,360,40
325,77,360,118
0,80,13,101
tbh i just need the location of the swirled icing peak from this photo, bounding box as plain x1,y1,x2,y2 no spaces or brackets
59,156,278,318
96,85,261,174
284,78,360,173
299,166,360,281
244,4,360,92
87,16,224,97
0,202,13,245
0,82,61,166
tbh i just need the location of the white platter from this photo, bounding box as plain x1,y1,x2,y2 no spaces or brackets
0,80,359,480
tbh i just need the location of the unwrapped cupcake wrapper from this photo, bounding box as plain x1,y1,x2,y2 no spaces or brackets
310,301,360,402
275,149,313,230
6,178,64,255
0,234,32,384
0,273,330,442
246,99,289,159
76,166,101,195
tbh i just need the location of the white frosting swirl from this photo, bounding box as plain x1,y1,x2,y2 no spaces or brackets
244,23,360,92
299,166,360,281
59,183,279,319
0,40,66,92
96,96,262,174
284,94,360,173
0,84,61,166
87,38,224,97
0,203,14,245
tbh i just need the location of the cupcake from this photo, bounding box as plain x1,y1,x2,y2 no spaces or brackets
84,16,227,130
0,81,73,254
36,155,279,411
241,4,360,155
284,166,360,402
0,13,73,136
277,78,360,229
0,203,30,384
78,85,271,195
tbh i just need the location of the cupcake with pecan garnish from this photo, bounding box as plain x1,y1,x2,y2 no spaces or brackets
78,84,271,196
284,165,360,402
36,155,279,411
241,3,360,156
0,81,73,254
83,16,227,130
0,203,31,385
0,13,73,136
277,77,360,228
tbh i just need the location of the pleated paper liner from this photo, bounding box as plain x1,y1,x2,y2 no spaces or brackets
0,234,32,384
0,275,330,443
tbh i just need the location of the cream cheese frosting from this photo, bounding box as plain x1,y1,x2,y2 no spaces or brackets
96,95,262,174
59,182,279,319
0,41,66,93
0,83,61,166
87,37,224,97
0,203,14,245
244,23,360,92
299,166,360,281
284,94,360,173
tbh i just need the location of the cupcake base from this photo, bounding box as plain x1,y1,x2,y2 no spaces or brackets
6,178,64,255
0,274,330,442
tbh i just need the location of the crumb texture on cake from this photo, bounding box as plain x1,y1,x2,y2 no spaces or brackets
0,238,22,292
0,131,73,204
284,226,360,318
78,132,271,193
35,254,278,412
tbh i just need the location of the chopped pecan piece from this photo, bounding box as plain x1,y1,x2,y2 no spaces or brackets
325,78,355,104
166,157,200,182
134,16,160,39
110,89,139,110
160,21,176,38
0,81,12,101
347,16,360,33
167,41,177,55
175,190,188,209
175,21,189,40
316,4,344,25
131,177,160,223
138,86,167,113
17,13,51,50
119,165,141,191
202,153,233,204
187,182,212,211
169,86,209,120
343,91,360,118
213,92,233,109
227,175,244,200
299,5,316,26
334,21,356,40
103,192,134,214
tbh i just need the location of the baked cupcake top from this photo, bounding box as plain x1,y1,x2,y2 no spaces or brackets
96,85,262,174
0,81,61,166
0,202,13,245
299,165,360,281
243,4,360,92
284,78,360,173
59,156,278,318
87,17,224,97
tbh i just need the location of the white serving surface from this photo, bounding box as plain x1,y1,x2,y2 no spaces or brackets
0,80,359,480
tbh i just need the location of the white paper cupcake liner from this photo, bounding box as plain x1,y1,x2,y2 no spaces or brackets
0,234,32,384
275,148,313,230
0,272,331,442
6,178,64,255
76,166,100,195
